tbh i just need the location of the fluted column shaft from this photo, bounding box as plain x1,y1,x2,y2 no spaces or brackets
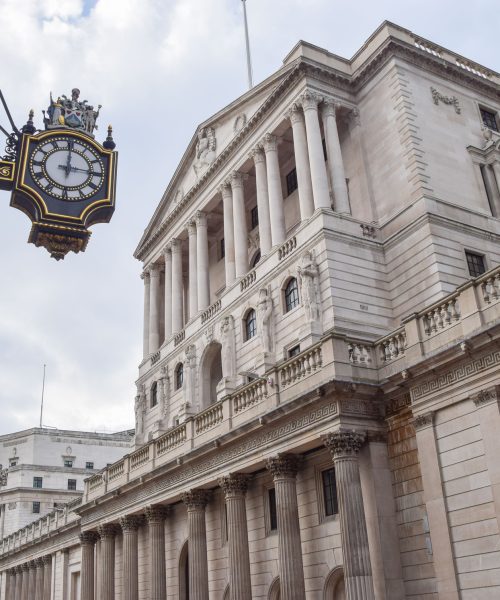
14,567,22,600
301,91,331,210
80,532,98,600
251,148,272,255
187,220,198,317
42,557,51,600
6,569,15,600
221,183,236,286
149,265,161,353
182,490,211,600
266,456,306,600
28,563,36,600
20,565,29,600
142,271,150,358
171,239,183,333
98,525,117,600
289,104,314,220
220,475,252,600
230,172,248,278
163,246,173,339
196,211,210,309
263,134,286,246
325,431,375,599
146,506,168,600
120,516,142,600
34,560,44,600
322,101,350,214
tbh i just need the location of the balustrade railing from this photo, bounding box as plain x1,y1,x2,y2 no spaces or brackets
130,445,150,470
195,402,224,434
377,329,407,363
108,460,125,482
348,342,372,364
156,423,187,455
421,296,460,336
151,350,161,365
279,345,323,388
233,378,268,414
278,236,297,260
174,329,185,346
479,271,500,304
240,269,256,291
201,299,222,324
88,473,104,491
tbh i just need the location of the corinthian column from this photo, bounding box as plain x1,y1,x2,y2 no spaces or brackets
249,147,272,255
230,172,248,278
322,100,350,214
266,455,305,600
42,556,51,600
288,103,314,220
300,91,331,210
34,559,44,600
221,183,236,286
182,490,212,600
149,264,161,353
97,524,118,600
163,245,172,339
141,270,150,357
219,474,252,600
5,568,14,600
187,219,198,318
80,531,99,600
120,516,143,600
145,505,169,600
263,134,285,246
15,565,23,600
196,211,210,309
324,431,375,599
171,238,183,333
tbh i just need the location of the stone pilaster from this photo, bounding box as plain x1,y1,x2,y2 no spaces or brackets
163,245,173,339
187,219,198,317
230,172,249,278
263,133,285,246
182,490,212,600
148,263,161,353
120,516,143,600
220,182,236,286
97,524,118,600
196,211,210,309
249,146,272,255
145,505,169,600
324,431,375,599
80,531,99,600
141,270,150,357
266,455,306,600
42,556,51,600
219,474,252,600
300,90,331,210
322,100,350,214
34,559,44,600
288,103,314,220
171,238,183,333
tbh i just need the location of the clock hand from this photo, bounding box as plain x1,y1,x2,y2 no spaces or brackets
65,148,72,177
58,164,91,174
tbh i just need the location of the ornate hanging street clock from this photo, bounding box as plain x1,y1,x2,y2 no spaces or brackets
1,88,117,260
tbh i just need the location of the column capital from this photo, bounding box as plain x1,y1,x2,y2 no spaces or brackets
144,504,169,524
248,145,265,164
140,270,150,282
148,263,161,277
472,385,500,407
170,237,182,253
34,558,44,569
300,89,323,111
350,107,361,127
97,523,120,539
286,101,304,125
163,243,172,255
182,489,212,510
42,555,52,565
219,180,232,198
7,567,17,575
219,473,250,497
262,133,280,153
119,514,144,532
266,454,301,479
412,412,435,430
321,98,340,118
79,531,99,546
229,171,247,189
323,430,366,458
15,565,23,574
186,218,197,235
28,559,36,570
195,210,207,227
21,563,29,572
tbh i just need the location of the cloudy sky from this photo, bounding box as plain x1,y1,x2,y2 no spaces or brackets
0,0,498,435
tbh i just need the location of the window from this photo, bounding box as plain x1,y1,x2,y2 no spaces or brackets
64,459,73,468
175,363,184,390
322,468,338,516
53,502,62,508
33,477,42,489
220,238,225,259
288,345,301,358
9,460,17,467
150,381,158,407
85,462,94,470
268,488,278,531
284,278,299,312
466,251,486,278
32,502,40,514
251,206,259,229
286,167,298,196
251,250,261,268
68,479,77,491
481,108,499,132
244,309,257,341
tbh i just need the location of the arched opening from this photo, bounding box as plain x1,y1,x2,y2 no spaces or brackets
179,540,189,600
268,576,280,600
324,567,345,600
175,363,184,390
150,381,158,407
243,308,257,341
283,277,300,313
200,342,223,408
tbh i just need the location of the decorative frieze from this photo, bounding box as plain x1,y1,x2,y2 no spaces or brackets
430,87,461,114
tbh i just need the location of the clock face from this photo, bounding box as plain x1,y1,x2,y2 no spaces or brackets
29,135,105,201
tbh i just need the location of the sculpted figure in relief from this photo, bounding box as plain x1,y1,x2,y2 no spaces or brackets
185,345,197,408
159,366,170,419
193,127,216,178
257,288,273,353
297,250,320,322
220,316,236,378
134,384,146,439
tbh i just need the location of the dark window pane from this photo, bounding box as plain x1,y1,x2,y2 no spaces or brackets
288,345,301,358
245,309,257,340
176,364,184,389
33,477,42,489
466,251,486,278
64,459,73,468
285,278,299,312
251,206,259,229
481,108,499,132
68,479,77,491
286,168,298,196
220,238,225,259
151,381,158,407
86,462,94,470
268,488,278,531
32,502,40,514
322,468,338,516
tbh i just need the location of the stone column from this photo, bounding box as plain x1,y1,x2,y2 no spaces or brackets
171,238,183,333
80,531,99,600
219,474,252,600
34,559,44,600
250,147,272,255
182,490,212,600
187,219,198,318
97,524,118,600
149,264,161,353
324,431,375,599
20,564,29,600
288,103,314,220
5,568,13,600
266,455,306,600
263,133,286,246
483,164,500,217
221,183,236,286
42,556,51,600
27,562,36,600
145,505,169,600
14,566,23,600
141,270,150,358
196,211,210,309
301,90,331,210
120,516,143,600
163,245,173,339
322,100,350,214
230,172,248,278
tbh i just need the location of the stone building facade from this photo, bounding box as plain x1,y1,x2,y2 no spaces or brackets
1,20,500,600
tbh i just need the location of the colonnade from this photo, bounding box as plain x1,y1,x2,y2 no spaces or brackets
4,555,51,600
142,91,352,358
75,431,374,600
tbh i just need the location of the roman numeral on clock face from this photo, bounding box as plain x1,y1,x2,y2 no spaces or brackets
62,188,68,200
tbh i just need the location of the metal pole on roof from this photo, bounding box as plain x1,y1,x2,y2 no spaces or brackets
242,0,254,89
39,364,46,428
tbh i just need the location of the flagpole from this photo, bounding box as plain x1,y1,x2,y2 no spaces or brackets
39,364,46,428
242,0,254,89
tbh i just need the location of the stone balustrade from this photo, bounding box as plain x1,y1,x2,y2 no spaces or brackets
150,350,161,365
233,378,268,414
240,269,256,291
278,236,297,260
279,345,323,388
348,341,372,365
200,299,222,324
421,296,460,336
195,403,224,434
480,270,500,304
108,461,125,482
156,422,187,455
174,329,185,346
130,445,150,470
376,329,407,363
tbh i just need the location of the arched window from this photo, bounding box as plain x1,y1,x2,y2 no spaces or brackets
251,250,261,268
244,309,257,341
150,381,158,407
284,278,299,312
175,363,184,390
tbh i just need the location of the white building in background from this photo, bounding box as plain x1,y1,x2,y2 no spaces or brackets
1,20,500,600
0,428,133,538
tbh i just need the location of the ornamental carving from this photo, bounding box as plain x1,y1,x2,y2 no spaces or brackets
472,386,499,407
35,558,44,569
79,531,99,545
182,489,212,510
430,87,461,114
257,288,273,354
297,250,320,323
412,412,435,430
193,127,216,178
144,505,169,524
234,113,247,133
219,473,250,497
323,430,365,458
266,454,301,479
300,89,323,111
42,555,52,565
97,523,119,539
119,515,144,531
